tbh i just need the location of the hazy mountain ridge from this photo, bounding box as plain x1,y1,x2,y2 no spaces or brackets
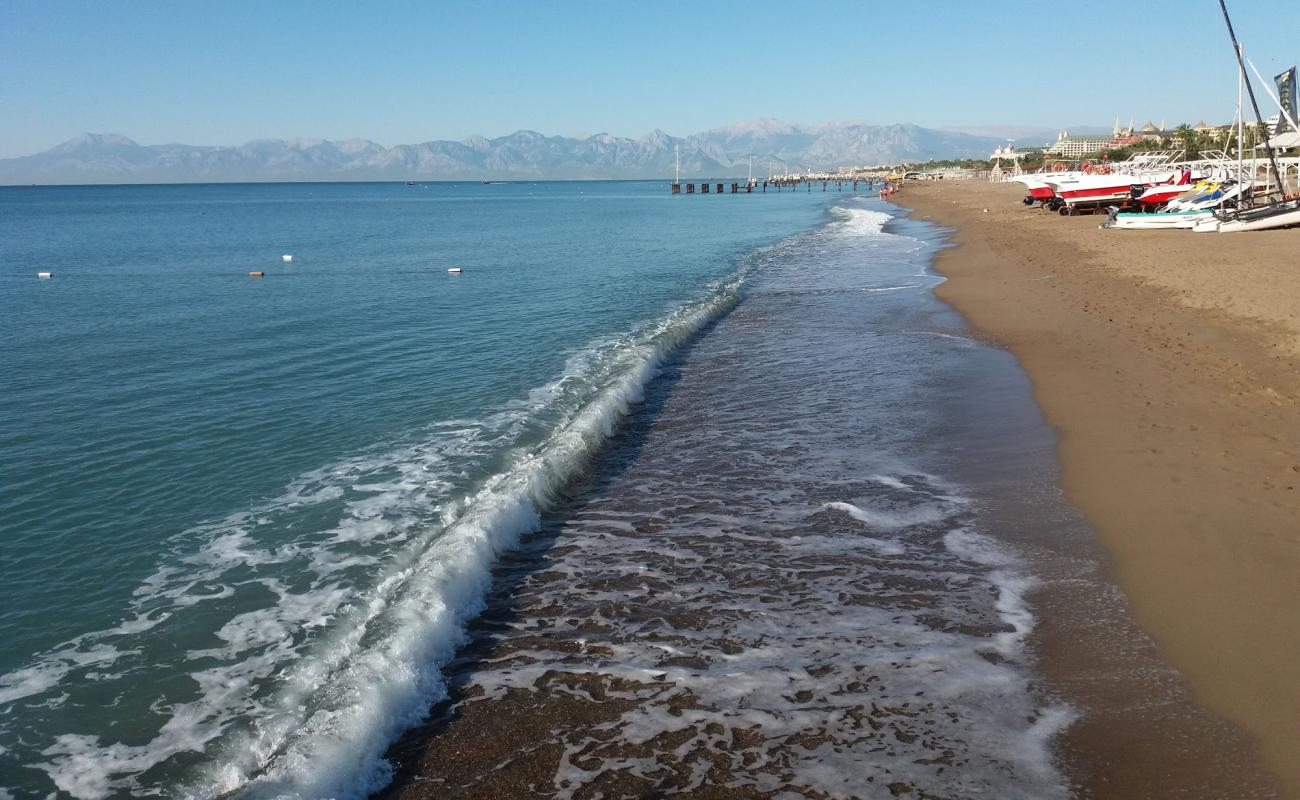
0,120,1010,184
939,124,1113,144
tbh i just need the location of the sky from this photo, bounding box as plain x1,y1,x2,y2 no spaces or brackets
3,0,1300,158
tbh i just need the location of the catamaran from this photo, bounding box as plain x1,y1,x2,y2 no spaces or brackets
1193,197,1300,232
1194,0,1300,232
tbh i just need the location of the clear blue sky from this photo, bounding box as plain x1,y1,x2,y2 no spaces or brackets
3,0,1299,157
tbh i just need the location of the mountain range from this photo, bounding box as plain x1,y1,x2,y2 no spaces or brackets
0,120,1058,184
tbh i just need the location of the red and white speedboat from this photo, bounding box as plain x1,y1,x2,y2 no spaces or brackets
1022,178,1057,202
1134,173,1199,207
1046,167,1192,209
1011,153,1188,208
1012,170,1084,204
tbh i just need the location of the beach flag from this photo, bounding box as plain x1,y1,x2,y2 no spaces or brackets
1275,67,1297,134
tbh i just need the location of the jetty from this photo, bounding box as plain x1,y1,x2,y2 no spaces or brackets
670,173,886,195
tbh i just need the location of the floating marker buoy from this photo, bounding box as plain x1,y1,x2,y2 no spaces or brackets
249,271,265,278
37,272,52,279
282,254,293,262
447,267,462,274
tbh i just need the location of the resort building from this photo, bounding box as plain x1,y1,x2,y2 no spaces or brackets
987,142,1040,162
998,115,1235,163
1046,132,1116,158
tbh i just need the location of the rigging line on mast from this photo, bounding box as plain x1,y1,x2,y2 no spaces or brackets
1244,55,1300,135
1218,0,1284,200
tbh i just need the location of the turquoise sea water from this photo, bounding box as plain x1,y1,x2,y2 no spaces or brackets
0,181,839,797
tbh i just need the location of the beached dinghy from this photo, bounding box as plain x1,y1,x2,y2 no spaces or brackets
1105,182,1248,230
1107,209,1218,230
1194,198,1300,232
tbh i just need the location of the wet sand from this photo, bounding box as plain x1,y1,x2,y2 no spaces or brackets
903,180,1300,798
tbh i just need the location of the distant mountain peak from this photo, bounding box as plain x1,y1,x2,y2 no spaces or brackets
709,117,800,137
48,133,140,154
336,138,382,154
806,119,870,131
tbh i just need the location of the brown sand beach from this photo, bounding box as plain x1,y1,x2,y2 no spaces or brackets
903,180,1300,797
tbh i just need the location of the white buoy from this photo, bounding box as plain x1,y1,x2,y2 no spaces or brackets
447,267,462,274
282,254,294,262
37,272,52,279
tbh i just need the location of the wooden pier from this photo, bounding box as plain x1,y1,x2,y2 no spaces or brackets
670,178,879,195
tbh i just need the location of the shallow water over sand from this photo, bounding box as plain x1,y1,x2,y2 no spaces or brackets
379,202,1284,800
380,207,1080,798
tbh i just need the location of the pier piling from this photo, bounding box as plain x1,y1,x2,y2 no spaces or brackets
669,174,878,197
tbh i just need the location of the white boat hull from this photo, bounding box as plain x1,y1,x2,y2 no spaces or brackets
1218,207,1300,232
1110,210,1215,230
1196,201,1300,233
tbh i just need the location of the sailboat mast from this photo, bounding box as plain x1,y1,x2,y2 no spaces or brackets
1237,44,1245,193
1218,0,1283,200
675,144,680,185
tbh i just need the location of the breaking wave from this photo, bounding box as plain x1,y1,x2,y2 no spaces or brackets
1,266,754,800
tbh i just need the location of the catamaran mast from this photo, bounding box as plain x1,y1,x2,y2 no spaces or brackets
1237,44,1245,195
1218,0,1284,202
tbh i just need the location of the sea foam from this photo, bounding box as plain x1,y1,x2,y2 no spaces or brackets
2,271,750,800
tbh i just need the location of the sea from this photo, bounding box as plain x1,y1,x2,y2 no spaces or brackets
0,180,1082,799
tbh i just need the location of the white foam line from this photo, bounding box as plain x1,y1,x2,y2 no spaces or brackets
197,274,749,799
823,500,951,533
821,503,908,554
6,266,755,800
858,284,923,293
896,331,977,346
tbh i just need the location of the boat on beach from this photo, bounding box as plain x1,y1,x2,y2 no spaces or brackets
1107,208,1218,230
1012,153,1194,212
1104,181,1251,229
1193,197,1300,232
1046,164,1193,213
1134,179,1207,207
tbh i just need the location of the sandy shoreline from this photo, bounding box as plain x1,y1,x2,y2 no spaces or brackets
902,180,1300,797
367,187,1298,799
